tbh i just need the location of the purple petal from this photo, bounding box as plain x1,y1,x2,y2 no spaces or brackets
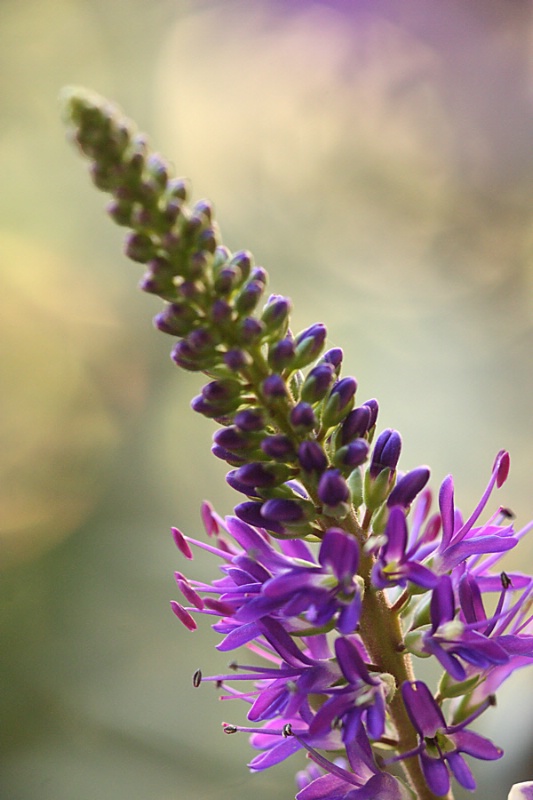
248,735,302,770
446,752,476,790
216,620,260,650
430,575,455,628
403,561,439,589
452,730,503,760
319,528,360,579
335,637,374,685
401,681,445,738
382,508,408,561
420,751,450,797
439,475,455,549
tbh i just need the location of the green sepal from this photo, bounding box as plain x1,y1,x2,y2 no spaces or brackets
438,671,481,700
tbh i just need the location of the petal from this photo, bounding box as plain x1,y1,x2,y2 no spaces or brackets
335,636,374,684
382,507,408,561
430,575,455,628
216,620,260,650
319,528,359,578
403,561,439,589
439,475,455,549
446,751,476,790
420,751,450,797
401,681,445,737
451,730,503,761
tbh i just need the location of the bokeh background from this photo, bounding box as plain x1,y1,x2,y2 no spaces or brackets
2,1,533,798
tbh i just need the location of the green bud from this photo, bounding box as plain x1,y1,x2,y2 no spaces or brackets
363,467,394,511
346,468,364,508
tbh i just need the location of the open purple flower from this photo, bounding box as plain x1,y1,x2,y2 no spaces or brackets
309,636,387,743
399,680,503,795
372,506,438,590
434,451,518,572
422,575,510,681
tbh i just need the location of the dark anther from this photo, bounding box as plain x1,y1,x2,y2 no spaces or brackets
282,723,293,738
192,668,202,687
223,723,238,734
500,571,512,590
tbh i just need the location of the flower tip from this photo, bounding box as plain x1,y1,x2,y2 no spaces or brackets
494,449,510,487
171,526,193,559
170,600,197,630
201,500,220,536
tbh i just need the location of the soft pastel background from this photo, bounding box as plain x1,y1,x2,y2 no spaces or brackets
2,1,533,798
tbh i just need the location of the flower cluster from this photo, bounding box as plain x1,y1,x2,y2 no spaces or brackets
63,88,533,800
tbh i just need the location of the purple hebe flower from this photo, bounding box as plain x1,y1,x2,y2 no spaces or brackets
400,680,503,795
372,507,438,590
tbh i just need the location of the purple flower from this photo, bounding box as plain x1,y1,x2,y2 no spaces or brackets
294,734,412,799
435,450,517,572
400,680,503,795
309,636,387,743
422,575,510,681
372,506,438,590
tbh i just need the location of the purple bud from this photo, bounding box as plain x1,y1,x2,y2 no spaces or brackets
201,379,241,403
335,439,369,469
321,348,343,371
192,199,213,221
364,398,379,429
197,228,218,254
261,498,305,523
261,295,291,332
370,429,402,478
214,266,240,295
229,250,253,281
234,408,265,431
125,232,154,263
300,363,335,404
171,340,205,371
387,467,431,508
341,406,371,444
298,441,328,473
210,299,233,325
262,374,287,399
235,501,284,533
234,462,284,488
226,470,261,497
153,302,196,336
317,469,350,506
268,338,295,371
214,426,257,452
188,327,215,352
178,280,202,300
293,323,327,367
290,402,317,431
224,349,252,371
239,317,264,343
211,444,246,466
235,280,264,314
261,434,295,460
321,377,357,428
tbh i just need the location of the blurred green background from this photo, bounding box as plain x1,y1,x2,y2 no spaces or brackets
1,1,533,798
